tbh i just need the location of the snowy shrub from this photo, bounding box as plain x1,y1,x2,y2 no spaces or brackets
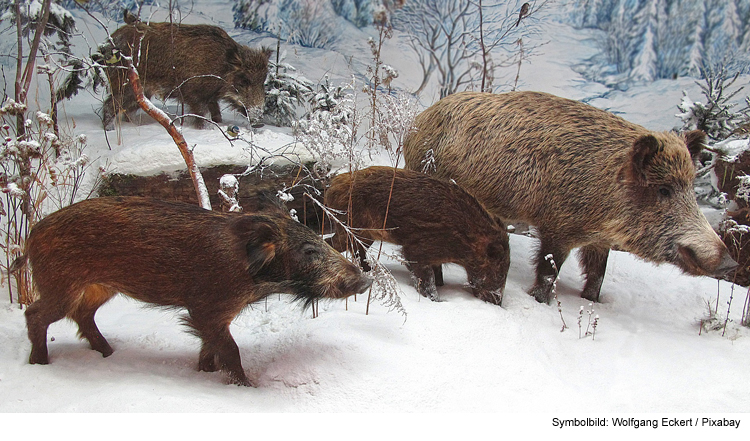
262,51,314,127
54,56,109,103
234,0,339,49
296,76,359,172
676,63,749,209
544,254,567,332
1,99,103,305
578,303,599,340
676,65,747,142
373,91,417,162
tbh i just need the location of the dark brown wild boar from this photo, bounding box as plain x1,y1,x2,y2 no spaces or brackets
100,12,270,129
403,91,737,304
325,166,510,305
13,197,371,387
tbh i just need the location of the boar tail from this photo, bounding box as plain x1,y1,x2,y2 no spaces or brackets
8,255,27,274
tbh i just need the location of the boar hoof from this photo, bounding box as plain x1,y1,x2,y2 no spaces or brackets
581,288,600,303
530,285,551,305
198,356,218,373
29,351,49,365
98,345,114,358
230,374,254,387
418,285,440,302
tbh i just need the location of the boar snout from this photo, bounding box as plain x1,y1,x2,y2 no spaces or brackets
676,242,738,277
329,258,373,299
711,251,739,277
469,271,507,306
346,274,374,296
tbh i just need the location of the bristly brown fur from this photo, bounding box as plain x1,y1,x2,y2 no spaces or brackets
100,19,272,129
403,91,736,304
325,166,510,305
19,196,371,387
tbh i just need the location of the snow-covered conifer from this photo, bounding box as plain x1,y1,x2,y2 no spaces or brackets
296,76,357,171
705,0,742,62
331,0,375,27
262,52,314,127
677,65,745,142
683,1,706,77
630,0,660,82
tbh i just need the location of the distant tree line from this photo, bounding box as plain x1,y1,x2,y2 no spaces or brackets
565,0,750,81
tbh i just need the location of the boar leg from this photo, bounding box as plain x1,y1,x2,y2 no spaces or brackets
102,87,142,130
530,236,570,304
186,311,252,387
578,245,609,302
25,298,69,364
208,101,222,124
185,99,209,129
198,343,218,373
432,265,444,286
70,284,117,357
407,262,439,301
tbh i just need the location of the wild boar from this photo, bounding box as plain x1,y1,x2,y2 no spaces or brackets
403,91,737,304
100,12,270,129
325,166,510,305
14,197,371,387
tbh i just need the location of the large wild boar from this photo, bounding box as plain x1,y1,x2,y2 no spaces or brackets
100,12,270,129
13,197,371,387
403,91,737,304
325,166,510,305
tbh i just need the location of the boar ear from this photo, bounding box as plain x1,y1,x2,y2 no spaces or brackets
486,240,506,261
232,216,281,275
684,130,706,162
625,134,661,186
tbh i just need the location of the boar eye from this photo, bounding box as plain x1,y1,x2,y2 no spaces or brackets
301,244,319,257
658,185,673,198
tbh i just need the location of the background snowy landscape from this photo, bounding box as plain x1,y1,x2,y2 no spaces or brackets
0,0,749,434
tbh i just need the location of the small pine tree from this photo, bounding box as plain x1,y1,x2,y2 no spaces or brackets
306,75,353,125
296,76,356,170
262,49,313,127
677,64,745,142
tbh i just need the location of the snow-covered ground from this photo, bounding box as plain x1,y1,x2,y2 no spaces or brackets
1,0,749,436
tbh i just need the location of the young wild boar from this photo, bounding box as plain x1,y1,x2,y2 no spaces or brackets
14,197,371,387
325,166,510,305
403,91,737,304
101,12,270,129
